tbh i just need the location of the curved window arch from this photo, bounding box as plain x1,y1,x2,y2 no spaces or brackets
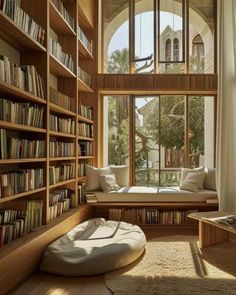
165,39,171,61
192,34,205,73
173,38,179,61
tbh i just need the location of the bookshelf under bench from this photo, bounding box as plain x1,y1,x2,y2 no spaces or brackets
93,202,219,228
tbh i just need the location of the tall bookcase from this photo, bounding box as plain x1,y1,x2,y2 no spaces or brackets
0,0,97,242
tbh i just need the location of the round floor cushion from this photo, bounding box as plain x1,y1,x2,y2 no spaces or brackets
40,218,146,276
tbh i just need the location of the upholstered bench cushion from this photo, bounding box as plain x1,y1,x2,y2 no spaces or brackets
93,186,218,203
40,218,146,276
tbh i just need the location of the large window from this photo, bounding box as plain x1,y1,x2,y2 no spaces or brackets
103,95,215,186
102,0,216,73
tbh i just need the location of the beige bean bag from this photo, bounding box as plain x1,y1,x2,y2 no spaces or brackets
40,218,146,276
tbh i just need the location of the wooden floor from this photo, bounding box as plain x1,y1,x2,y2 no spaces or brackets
10,227,197,295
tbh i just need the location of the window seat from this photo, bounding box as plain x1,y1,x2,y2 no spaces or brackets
92,186,218,203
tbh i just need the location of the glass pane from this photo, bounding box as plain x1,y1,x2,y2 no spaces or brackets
159,0,184,63
103,0,129,73
188,96,215,168
104,96,130,166
159,95,185,186
135,0,154,73
189,0,215,73
135,97,160,186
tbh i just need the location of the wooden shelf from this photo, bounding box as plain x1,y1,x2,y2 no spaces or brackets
49,1,76,36
78,136,94,141
0,81,46,104
78,176,86,182
49,157,76,161
78,39,94,59
0,121,46,133
0,187,46,204
77,156,94,160
49,130,76,138
0,158,46,165
78,78,94,92
77,115,94,124
49,102,76,117
49,179,76,189
50,54,76,78
78,1,94,30
0,11,46,52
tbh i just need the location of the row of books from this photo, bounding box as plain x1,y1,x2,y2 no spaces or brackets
51,0,75,31
50,114,75,134
78,123,93,138
49,163,75,185
0,129,46,159
137,209,199,225
78,104,93,120
0,200,43,247
0,168,44,198
49,188,75,221
49,38,74,73
0,98,45,128
49,188,75,207
78,162,87,177
49,87,75,112
78,25,92,54
0,55,45,99
78,66,92,87
0,0,46,46
78,141,93,156
50,141,74,158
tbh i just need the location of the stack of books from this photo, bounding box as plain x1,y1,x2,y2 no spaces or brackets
0,0,46,46
0,55,45,98
0,98,45,128
78,104,93,120
49,87,75,112
78,162,87,177
78,182,85,204
78,66,92,87
51,0,75,31
0,130,46,159
0,200,43,247
78,123,93,138
50,114,75,134
49,38,74,73
50,141,75,157
49,163,75,185
0,168,44,197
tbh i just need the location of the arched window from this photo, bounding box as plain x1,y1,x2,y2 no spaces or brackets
165,39,171,62
192,34,204,73
173,38,179,61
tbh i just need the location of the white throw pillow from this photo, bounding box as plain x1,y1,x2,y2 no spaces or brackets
204,167,216,191
180,167,205,189
180,171,206,192
100,174,120,193
85,165,110,191
110,165,129,187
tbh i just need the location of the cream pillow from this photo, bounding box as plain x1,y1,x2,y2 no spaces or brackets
180,167,205,189
110,165,129,187
100,174,120,193
180,172,206,193
85,165,110,191
204,167,216,191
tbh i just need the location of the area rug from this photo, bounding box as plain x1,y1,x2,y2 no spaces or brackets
105,235,236,295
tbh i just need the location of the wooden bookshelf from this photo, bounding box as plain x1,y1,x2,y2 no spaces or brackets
0,0,97,291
